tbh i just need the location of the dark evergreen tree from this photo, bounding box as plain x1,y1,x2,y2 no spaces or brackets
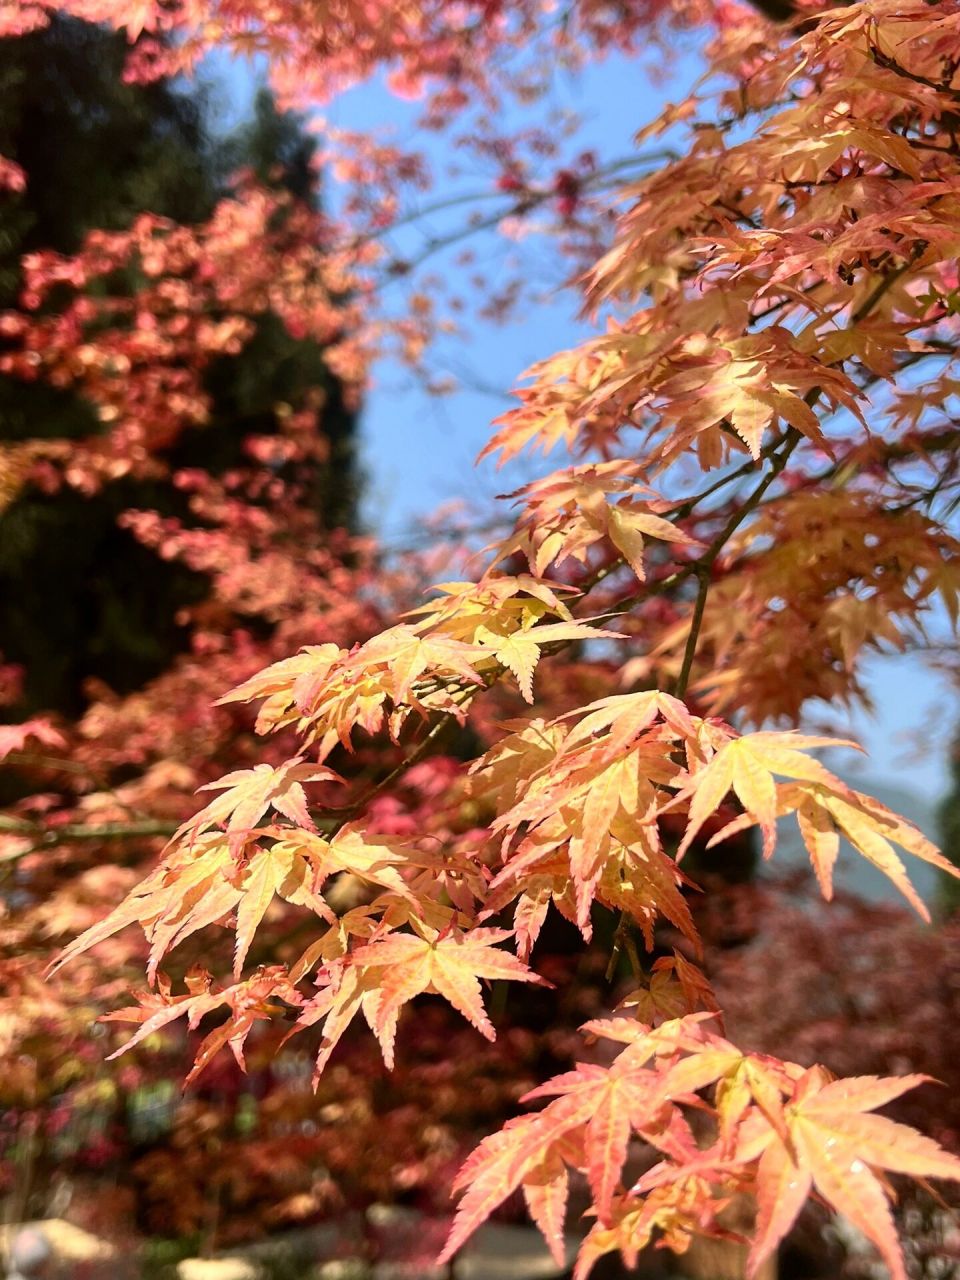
937,732,960,917
0,26,357,716
197,90,360,533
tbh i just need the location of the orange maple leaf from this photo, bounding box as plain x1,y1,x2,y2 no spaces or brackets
349,925,545,1067
749,1070,960,1280
177,757,342,853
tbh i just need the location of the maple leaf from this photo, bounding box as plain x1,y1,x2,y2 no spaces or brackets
438,1116,549,1264
636,1068,960,1280
468,717,568,812
599,836,699,952
474,619,619,703
353,625,484,704
490,464,700,582
406,575,577,636
100,969,225,1058
439,1093,615,1265
474,626,542,703
176,758,342,853
618,953,719,1025
562,690,697,755
349,926,544,1067
49,833,240,982
608,505,699,580
524,1060,664,1224
105,967,302,1085
288,960,380,1083
573,1179,731,1280
0,718,67,761
670,731,857,861
48,882,161,978
695,763,960,919
522,1149,571,1269
148,866,244,984
485,699,693,934
787,785,960,920
442,1016,718,1264
215,645,344,734
748,1071,960,1280
232,841,335,977
313,824,444,903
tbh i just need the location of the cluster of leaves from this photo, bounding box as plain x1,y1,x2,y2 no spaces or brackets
0,175,368,503
0,0,715,112
699,878,960,1278
58,669,960,1273
0,2,729,381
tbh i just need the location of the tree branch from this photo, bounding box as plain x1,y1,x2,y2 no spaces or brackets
672,428,803,697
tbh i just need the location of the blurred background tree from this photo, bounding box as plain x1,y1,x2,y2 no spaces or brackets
0,21,358,718
0,18,374,1247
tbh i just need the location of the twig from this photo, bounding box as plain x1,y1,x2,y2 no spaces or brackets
329,713,459,832
674,566,712,700
674,427,805,697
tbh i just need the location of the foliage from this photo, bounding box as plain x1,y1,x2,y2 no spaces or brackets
699,877,960,1279
0,16,370,1240
0,26,360,715
4,0,960,1276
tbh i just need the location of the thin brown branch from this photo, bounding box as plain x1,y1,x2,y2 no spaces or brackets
1,751,89,775
327,713,460,832
674,566,712,701
376,151,676,281
673,427,804,697
0,814,179,864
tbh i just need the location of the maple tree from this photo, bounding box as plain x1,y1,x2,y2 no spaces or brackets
5,0,960,1275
